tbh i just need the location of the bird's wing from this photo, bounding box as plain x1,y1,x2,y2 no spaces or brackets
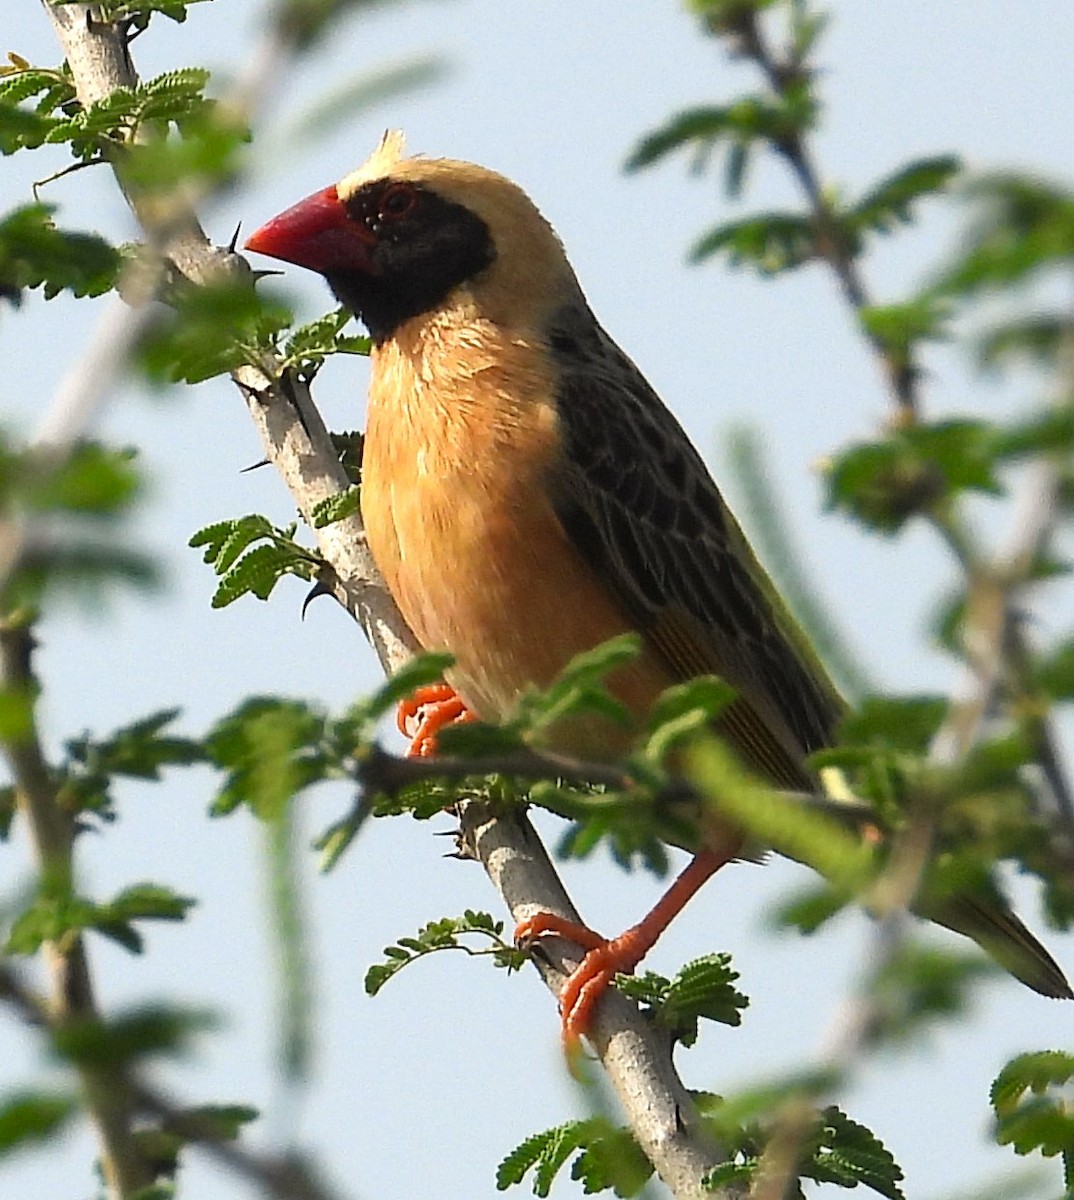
545,304,844,790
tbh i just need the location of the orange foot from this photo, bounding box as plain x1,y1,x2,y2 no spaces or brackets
515,913,651,1048
396,682,474,757
514,850,730,1050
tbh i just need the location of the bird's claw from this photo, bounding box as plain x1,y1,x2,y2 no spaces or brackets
396,683,474,757
515,912,647,1051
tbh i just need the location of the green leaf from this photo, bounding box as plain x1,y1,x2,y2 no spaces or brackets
514,634,640,743
977,315,1070,371
161,1103,259,1141
690,212,817,274
570,1124,653,1197
991,1051,1074,1162
627,89,815,179
933,174,1074,298
626,105,738,170
615,953,748,1046
0,1091,77,1155
859,298,952,367
207,697,327,819
838,695,947,755
311,487,360,528
870,943,995,1043
89,0,212,25
279,307,371,378
365,912,523,997
687,736,875,892
51,1003,215,1067
6,883,194,956
824,420,1002,533
497,1118,651,1198
0,204,118,300
190,513,320,608
1033,640,1074,702
992,1051,1074,1114
640,676,735,765
803,1107,906,1200
137,276,290,385
849,156,961,236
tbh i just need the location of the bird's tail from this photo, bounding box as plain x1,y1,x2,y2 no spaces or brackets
927,894,1072,1000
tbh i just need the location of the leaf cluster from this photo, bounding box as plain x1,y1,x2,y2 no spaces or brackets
0,204,118,302
278,307,371,381
991,1051,1074,1168
189,514,322,607
613,953,748,1047
138,275,291,385
364,910,526,997
1,61,212,160
700,1095,905,1199
497,1115,653,1198
7,881,195,957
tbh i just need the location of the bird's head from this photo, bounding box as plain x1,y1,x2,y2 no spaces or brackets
245,131,577,343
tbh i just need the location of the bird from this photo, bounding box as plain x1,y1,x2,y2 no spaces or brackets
245,131,1070,1042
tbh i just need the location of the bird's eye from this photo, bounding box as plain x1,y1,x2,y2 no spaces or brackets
379,184,418,222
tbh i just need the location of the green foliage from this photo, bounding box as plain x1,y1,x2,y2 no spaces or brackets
626,87,816,199
687,735,876,892
189,514,322,606
0,204,118,301
614,953,748,1047
497,1116,653,1198
278,307,371,379
0,439,140,518
50,1002,215,1067
868,943,994,1043
697,1092,905,1200
89,0,214,26
206,697,329,820
858,298,952,376
138,276,291,385
932,174,1074,298
0,1090,77,1155
7,882,195,956
848,156,961,238
57,709,205,821
311,486,360,528
513,634,640,744
364,911,526,997
992,1052,1074,1175
689,211,817,273
3,65,212,162
824,420,1002,533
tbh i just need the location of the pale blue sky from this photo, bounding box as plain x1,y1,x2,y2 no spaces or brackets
3,3,1073,1198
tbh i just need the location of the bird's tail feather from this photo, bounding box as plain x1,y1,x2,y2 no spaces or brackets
927,894,1072,1000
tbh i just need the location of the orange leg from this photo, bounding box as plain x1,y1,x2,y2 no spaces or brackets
396,682,475,757
515,848,732,1047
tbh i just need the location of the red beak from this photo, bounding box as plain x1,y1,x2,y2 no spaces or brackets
244,185,374,275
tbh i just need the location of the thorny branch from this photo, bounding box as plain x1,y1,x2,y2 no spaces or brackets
36,4,733,1197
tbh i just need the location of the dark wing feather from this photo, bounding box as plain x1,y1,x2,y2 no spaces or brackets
545,302,844,790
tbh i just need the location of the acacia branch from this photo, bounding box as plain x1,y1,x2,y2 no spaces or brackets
41,5,734,1196
0,621,153,1198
